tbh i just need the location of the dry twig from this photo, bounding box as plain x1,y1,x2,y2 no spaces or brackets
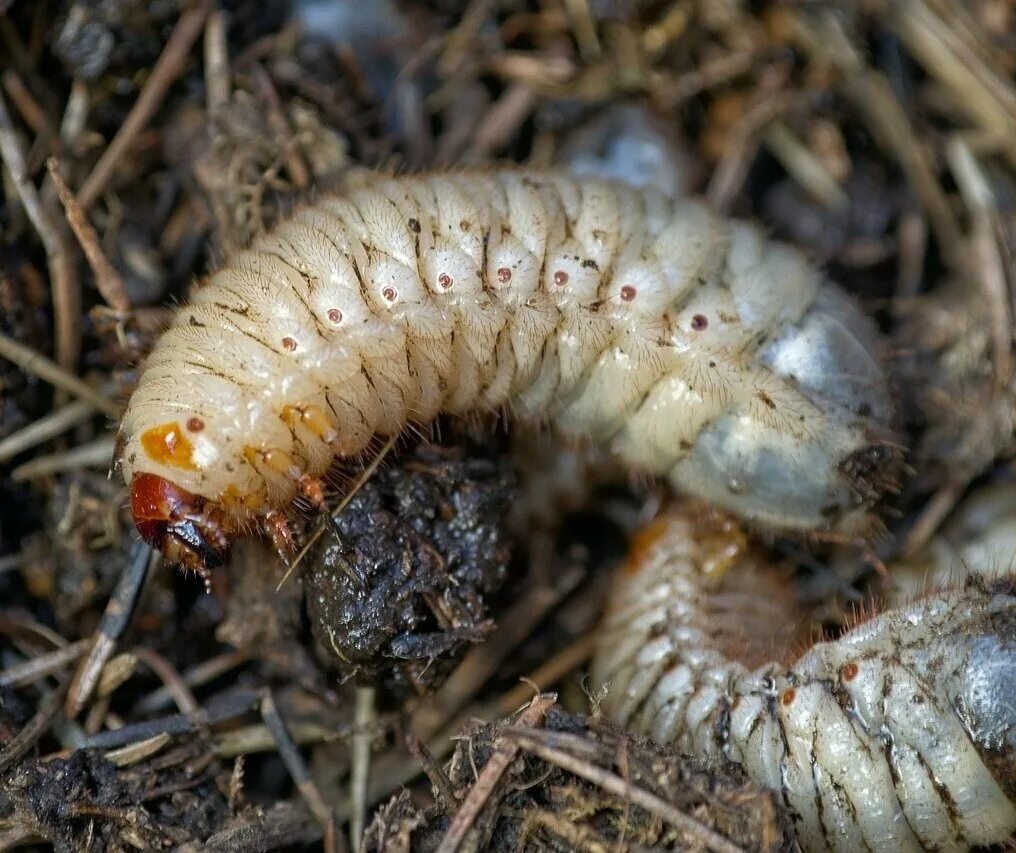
260,690,340,853
0,638,91,689
47,157,131,314
66,541,155,718
435,693,556,853
350,686,376,851
0,399,96,464
0,90,79,370
12,434,117,480
0,331,118,418
77,0,215,209
506,726,747,853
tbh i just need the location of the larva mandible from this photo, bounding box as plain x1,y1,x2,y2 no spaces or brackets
591,508,1016,852
116,170,895,571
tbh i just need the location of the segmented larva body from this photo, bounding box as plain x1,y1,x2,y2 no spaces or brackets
117,170,894,568
592,509,1016,852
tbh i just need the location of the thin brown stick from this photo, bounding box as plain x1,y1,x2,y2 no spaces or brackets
260,690,339,853
131,647,200,715
1,70,47,136
0,613,69,649
204,9,231,114
654,48,765,108
506,727,747,853
11,434,117,481
564,0,601,61
437,0,496,77
894,211,928,303
0,638,91,688
77,0,214,210
0,331,119,418
283,434,398,584
245,63,310,189
946,136,1012,387
464,82,538,162
435,694,556,853
59,80,89,149
902,480,964,557
133,649,251,715
0,89,79,371
0,398,96,464
894,2,1016,169
354,629,594,819
66,542,155,718
406,733,458,806
495,633,596,714
764,120,848,212
47,157,131,313
788,10,963,265
706,79,795,212
350,686,375,851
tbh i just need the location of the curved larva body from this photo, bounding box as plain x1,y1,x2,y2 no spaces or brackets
592,511,1016,852
118,170,893,565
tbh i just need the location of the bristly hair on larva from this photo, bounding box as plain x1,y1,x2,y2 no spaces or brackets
114,169,898,574
592,506,1016,852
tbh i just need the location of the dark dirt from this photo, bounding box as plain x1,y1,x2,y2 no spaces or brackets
1,747,231,850
305,439,517,694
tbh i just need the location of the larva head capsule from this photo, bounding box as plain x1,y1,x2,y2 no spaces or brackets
129,473,230,572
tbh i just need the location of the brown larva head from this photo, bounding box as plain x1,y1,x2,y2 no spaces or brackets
130,473,230,572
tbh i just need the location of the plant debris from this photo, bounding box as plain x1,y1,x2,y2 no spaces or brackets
364,697,793,853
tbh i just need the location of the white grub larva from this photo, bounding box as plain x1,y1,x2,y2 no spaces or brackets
115,169,896,571
592,508,1016,852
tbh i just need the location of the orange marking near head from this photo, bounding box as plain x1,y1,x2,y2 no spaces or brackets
141,422,197,470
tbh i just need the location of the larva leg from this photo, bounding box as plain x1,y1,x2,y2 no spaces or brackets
593,506,1016,852
283,403,339,448
244,447,304,485
284,398,374,460
260,509,297,565
241,446,327,511
296,474,327,510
